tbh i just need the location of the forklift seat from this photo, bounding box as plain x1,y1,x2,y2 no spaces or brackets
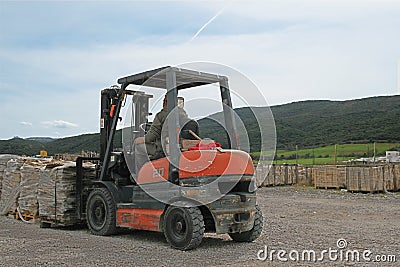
180,119,200,150
180,119,199,139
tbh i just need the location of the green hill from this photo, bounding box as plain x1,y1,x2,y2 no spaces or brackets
270,95,400,149
199,95,400,151
0,95,399,156
45,133,101,155
0,137,46,156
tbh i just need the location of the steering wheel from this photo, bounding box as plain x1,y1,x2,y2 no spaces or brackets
139,122,152,133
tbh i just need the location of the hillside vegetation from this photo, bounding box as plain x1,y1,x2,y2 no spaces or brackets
0,95,399,156
199,95,400,151
271,95,400,149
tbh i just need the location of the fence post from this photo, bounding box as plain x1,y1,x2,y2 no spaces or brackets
284,165,288,185
313,167,316,188
394,165,398,191
273,164,276,186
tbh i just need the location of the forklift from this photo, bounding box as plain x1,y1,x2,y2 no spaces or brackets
76,66,263,250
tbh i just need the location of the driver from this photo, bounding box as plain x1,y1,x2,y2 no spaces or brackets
134,95,188,174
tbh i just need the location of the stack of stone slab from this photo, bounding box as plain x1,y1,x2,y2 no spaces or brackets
0,155,96,226
38,162,96,226
0,158,22,215
0,155,20,202
258,164,302,187
383,164,400,191
38,163,78,225
19,164,43,216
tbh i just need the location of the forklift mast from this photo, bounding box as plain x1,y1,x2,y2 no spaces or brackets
99,86,152,181
100,88,119,162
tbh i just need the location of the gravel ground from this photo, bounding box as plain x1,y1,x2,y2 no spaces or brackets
0,186,399,267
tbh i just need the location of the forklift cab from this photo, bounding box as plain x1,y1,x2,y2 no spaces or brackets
99,66,239,184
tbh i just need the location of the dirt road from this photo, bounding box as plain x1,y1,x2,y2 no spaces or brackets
0,186,399,266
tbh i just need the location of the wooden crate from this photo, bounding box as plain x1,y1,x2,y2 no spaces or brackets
313,167,327,188
395,165,400,191
274,165,286,186
314,166,346,189
362,167,384,192
255,164,270,187
347,166,384,193
287,165,297,185
346,167,360,191
262,165,275,187
296,165,312,186
265,165,275,186
383,165,396,191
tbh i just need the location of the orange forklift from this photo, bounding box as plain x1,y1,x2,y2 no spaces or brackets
76,66,263,250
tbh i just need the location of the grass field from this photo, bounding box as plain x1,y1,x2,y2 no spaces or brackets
252,143,400,165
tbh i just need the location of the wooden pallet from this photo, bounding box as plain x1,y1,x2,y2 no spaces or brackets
347,189,386,194
39,215,81,228
315,186,343,190
15,211,39,222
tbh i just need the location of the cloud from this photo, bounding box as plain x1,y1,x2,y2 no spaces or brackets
20,121,33,126
42,120,78,128
188,4,227,43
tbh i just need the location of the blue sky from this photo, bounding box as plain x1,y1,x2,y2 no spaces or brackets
0,0,399,139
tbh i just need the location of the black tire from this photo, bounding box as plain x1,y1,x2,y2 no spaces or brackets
229,205,263,242
86,188,117,236
163,206,205,250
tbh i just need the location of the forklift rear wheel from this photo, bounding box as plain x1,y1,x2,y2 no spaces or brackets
86,188,117,236
163,206,205,250
229,205,263,242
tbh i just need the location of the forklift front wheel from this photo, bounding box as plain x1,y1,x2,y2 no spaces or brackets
163,206,205,250
86,188,117,236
